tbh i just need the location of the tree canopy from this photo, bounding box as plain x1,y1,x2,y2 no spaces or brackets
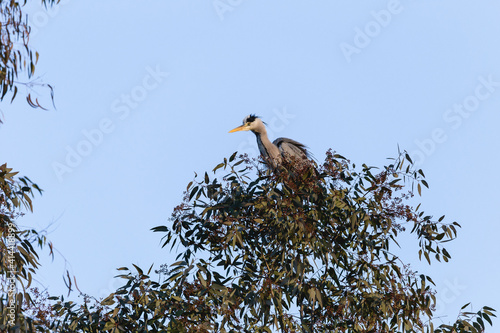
43,152,495,332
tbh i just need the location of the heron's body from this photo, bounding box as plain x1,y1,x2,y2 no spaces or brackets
229,115,310,167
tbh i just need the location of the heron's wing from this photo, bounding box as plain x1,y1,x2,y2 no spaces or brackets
273,137,310,159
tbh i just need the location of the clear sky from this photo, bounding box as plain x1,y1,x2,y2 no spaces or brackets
1,0,499,326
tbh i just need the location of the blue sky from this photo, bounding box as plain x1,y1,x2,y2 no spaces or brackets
1,0,499,326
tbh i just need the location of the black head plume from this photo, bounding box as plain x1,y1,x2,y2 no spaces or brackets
245,114,259,123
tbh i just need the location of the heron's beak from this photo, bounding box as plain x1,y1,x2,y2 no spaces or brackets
229,125,248,133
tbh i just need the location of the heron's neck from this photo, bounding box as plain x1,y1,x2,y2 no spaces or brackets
255,128,272,146
254,129,280,164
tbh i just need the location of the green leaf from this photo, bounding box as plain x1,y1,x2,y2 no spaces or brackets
189,186,198,200
213,162,225,173
483,312,493,325
10,86,18,103
171,260,187,267
424,251,431,264
151,225,169,232
461,302,471,310
103,321,116,330
101,294,115,306
198,271,207,287
212,283,227,291
132,264,143,275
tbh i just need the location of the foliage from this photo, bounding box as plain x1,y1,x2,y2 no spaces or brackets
45,152,494,332
1,1,58,330
0,163,50,331
0,0,58,114
0,163,45,290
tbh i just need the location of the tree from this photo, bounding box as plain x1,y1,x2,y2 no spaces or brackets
1,1,59,331
0,0,58,114
48,152,495,332
0,164,51,331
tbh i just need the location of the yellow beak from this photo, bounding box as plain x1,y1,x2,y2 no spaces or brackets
229,125,248,133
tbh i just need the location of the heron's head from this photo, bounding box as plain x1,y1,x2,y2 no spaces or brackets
229,114,266,134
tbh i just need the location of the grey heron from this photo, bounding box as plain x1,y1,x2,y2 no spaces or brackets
229,114,311,167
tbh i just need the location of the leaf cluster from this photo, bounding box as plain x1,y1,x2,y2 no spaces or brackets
0,163,53,331
32,151,496,332
153,151,463,332
0,0,58,114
